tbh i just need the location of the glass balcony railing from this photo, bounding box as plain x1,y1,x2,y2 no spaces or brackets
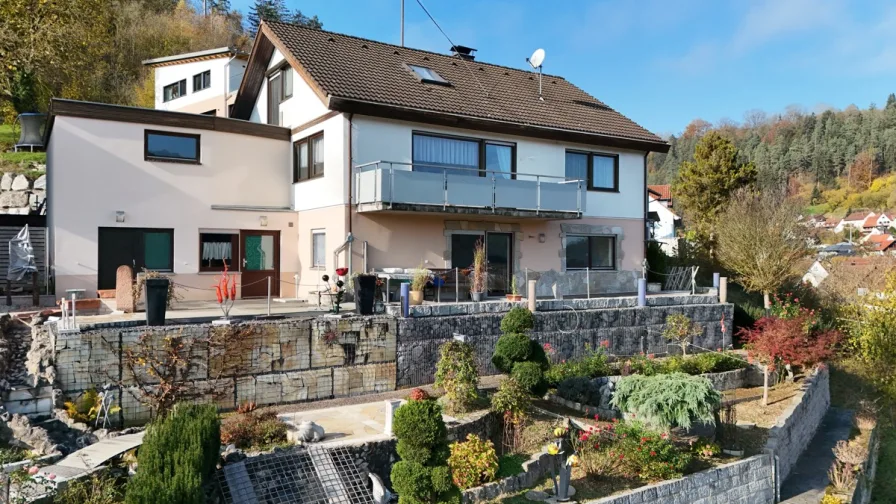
353,161,583,215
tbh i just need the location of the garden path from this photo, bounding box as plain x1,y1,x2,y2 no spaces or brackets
779,407,854,503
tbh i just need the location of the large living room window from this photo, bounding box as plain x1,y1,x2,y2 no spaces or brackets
144,130,200,163
199,232,238,272
566,235,615,270
294,132,324,182
565,151,619,191
412,132,515,178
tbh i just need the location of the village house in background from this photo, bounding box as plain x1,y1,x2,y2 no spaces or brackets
647,184,680,254
45,21,669,302
143,47,248,117
802,256,896,299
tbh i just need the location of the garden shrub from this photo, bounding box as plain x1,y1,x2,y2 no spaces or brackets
511,361,544,394
490,377,530,424
611,373,721,431
544,347,609,386
408,388,430,401
435,340,479,414
125,403,220,504
663,313,702,355
491,333,531,373
500,306,534,334
610,422,692,480
64,389,102,424
390,399,458,503
220,410,288,450
54,470,124,504
556,376,601,406
447,434,499,490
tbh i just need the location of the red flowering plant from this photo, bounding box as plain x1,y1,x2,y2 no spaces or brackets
770,291,822,332
739,315,842,405
214,263,238,319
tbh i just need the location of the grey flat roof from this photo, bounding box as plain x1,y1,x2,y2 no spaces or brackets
142,47,243,66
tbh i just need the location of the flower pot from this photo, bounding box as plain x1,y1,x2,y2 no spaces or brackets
409,290,424,305
510,294,522,302
471,291,484,302
354,275,377,315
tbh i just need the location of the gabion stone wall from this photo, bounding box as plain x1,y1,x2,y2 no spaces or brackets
396,303,734,388
52,317,397,424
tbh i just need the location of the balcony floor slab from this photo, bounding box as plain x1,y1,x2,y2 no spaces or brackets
355,201,581,219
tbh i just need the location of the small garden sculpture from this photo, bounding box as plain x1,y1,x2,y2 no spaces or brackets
322,274,345,313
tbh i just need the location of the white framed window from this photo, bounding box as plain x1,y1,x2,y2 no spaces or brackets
312,230,326,268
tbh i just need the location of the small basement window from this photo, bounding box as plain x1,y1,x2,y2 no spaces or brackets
407,64,449,85
199,232,238,272
145,130,200,163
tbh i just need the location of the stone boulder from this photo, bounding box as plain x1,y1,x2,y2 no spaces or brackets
288,420,325,443
0,174,12,191
10,175,29,191
0,192,28,209
33,175,46,191
3,414,59,455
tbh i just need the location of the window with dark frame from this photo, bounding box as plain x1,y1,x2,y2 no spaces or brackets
564,151,619,191
565,235,616,270
199,232,239,272
293,132,324,182
162,80,187,102
144,130,200,163
193,70,211,92
412,132,515,178
267,64,293,126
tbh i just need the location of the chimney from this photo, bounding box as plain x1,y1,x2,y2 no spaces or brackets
450,45,477,61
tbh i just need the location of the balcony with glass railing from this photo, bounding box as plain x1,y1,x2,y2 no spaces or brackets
353,161,584,218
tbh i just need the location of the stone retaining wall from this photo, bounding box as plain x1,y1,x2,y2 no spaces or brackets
397,303,734,388
583,455,774,504
49,316,398,424
461,449,552,503
847,424,881,504
763,365,830,489
0,171,45,215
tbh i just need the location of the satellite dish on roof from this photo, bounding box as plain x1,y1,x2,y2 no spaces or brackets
527,48,545,68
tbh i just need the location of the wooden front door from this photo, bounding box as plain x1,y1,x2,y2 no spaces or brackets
239,230,280,298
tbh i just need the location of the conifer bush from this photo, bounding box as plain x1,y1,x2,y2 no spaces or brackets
491,333,531,373
611,373,721,431
125,404,220,504
500,306,535,334
390,399,459,503
492,308,547,394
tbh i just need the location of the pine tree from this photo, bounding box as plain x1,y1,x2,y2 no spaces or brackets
886,93,896,110
246,0,286,35
289,9,323,29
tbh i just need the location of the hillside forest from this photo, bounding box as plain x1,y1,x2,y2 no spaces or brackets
0,0,321,124
649,95,896,217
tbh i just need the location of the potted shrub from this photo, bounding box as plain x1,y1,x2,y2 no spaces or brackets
353,273,377,315
409,266,430,306
506,276,522,302
470,240,486,302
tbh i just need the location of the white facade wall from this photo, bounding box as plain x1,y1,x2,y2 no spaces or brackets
649,197,677,239
47,115,297,299
350,116,647,220
251,49,329,127
154,57,247,115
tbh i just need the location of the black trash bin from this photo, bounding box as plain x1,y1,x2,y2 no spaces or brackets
354,274,377,315
145,278,170,326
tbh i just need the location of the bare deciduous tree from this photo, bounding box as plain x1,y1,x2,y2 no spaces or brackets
715,189,809,308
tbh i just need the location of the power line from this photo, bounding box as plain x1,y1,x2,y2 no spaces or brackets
413,0,489,98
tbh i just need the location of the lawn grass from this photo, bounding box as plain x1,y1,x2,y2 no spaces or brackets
495,453,528,479
0,123,46,165
830,358,896,503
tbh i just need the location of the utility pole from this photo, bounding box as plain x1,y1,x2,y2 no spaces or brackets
400,0,405,47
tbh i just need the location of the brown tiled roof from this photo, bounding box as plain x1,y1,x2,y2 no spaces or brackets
648,184,671,200
844,211,872,222
260,21,667,150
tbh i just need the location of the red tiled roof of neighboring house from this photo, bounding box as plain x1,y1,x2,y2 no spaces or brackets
818,256,896,299
233,21,668,152
862,213,879,228
647,185,672,200
844,211,872,222
866,234,896,251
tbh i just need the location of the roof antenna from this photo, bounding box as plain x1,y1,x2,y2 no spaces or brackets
400,0,405,47
526,48,545,101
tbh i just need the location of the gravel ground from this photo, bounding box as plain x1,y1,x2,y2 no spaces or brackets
259,374,505,415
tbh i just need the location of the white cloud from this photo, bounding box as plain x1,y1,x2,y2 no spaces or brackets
730,0,843,53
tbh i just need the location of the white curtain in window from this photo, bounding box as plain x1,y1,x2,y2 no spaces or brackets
565,152,588,182
592,155,615,189
486,144,512,179
312,232,325,267
413,135,479,175
202,242,231,260
312,136,324,175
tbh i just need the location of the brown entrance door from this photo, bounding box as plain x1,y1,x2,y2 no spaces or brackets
239,230,280,298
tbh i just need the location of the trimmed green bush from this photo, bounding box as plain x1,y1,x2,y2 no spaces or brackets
611,373,721,431
511,361,543,393
491,333,531,373
500,306,534,334
390,399,457,503
125,403,220,504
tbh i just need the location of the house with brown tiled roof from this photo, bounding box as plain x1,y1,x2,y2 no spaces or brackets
43,20,668,301
647,185,672,207
835,210,875,233
861,212,894,231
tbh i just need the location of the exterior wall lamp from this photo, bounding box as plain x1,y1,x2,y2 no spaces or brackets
115,211,126,223
259,215,268,227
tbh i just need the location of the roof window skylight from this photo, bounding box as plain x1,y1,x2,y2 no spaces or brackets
408,64,449,85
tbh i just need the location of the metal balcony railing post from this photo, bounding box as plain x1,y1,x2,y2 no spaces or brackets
536,176,541,214
492,174,496,211
443,168,448,208
389,163,395,209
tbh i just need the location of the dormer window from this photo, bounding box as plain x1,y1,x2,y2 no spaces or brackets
408,65,449,85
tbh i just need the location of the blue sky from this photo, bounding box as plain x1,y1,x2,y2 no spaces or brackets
230,0,896,136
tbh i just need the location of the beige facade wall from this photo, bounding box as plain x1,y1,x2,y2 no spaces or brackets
295,205,347,296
